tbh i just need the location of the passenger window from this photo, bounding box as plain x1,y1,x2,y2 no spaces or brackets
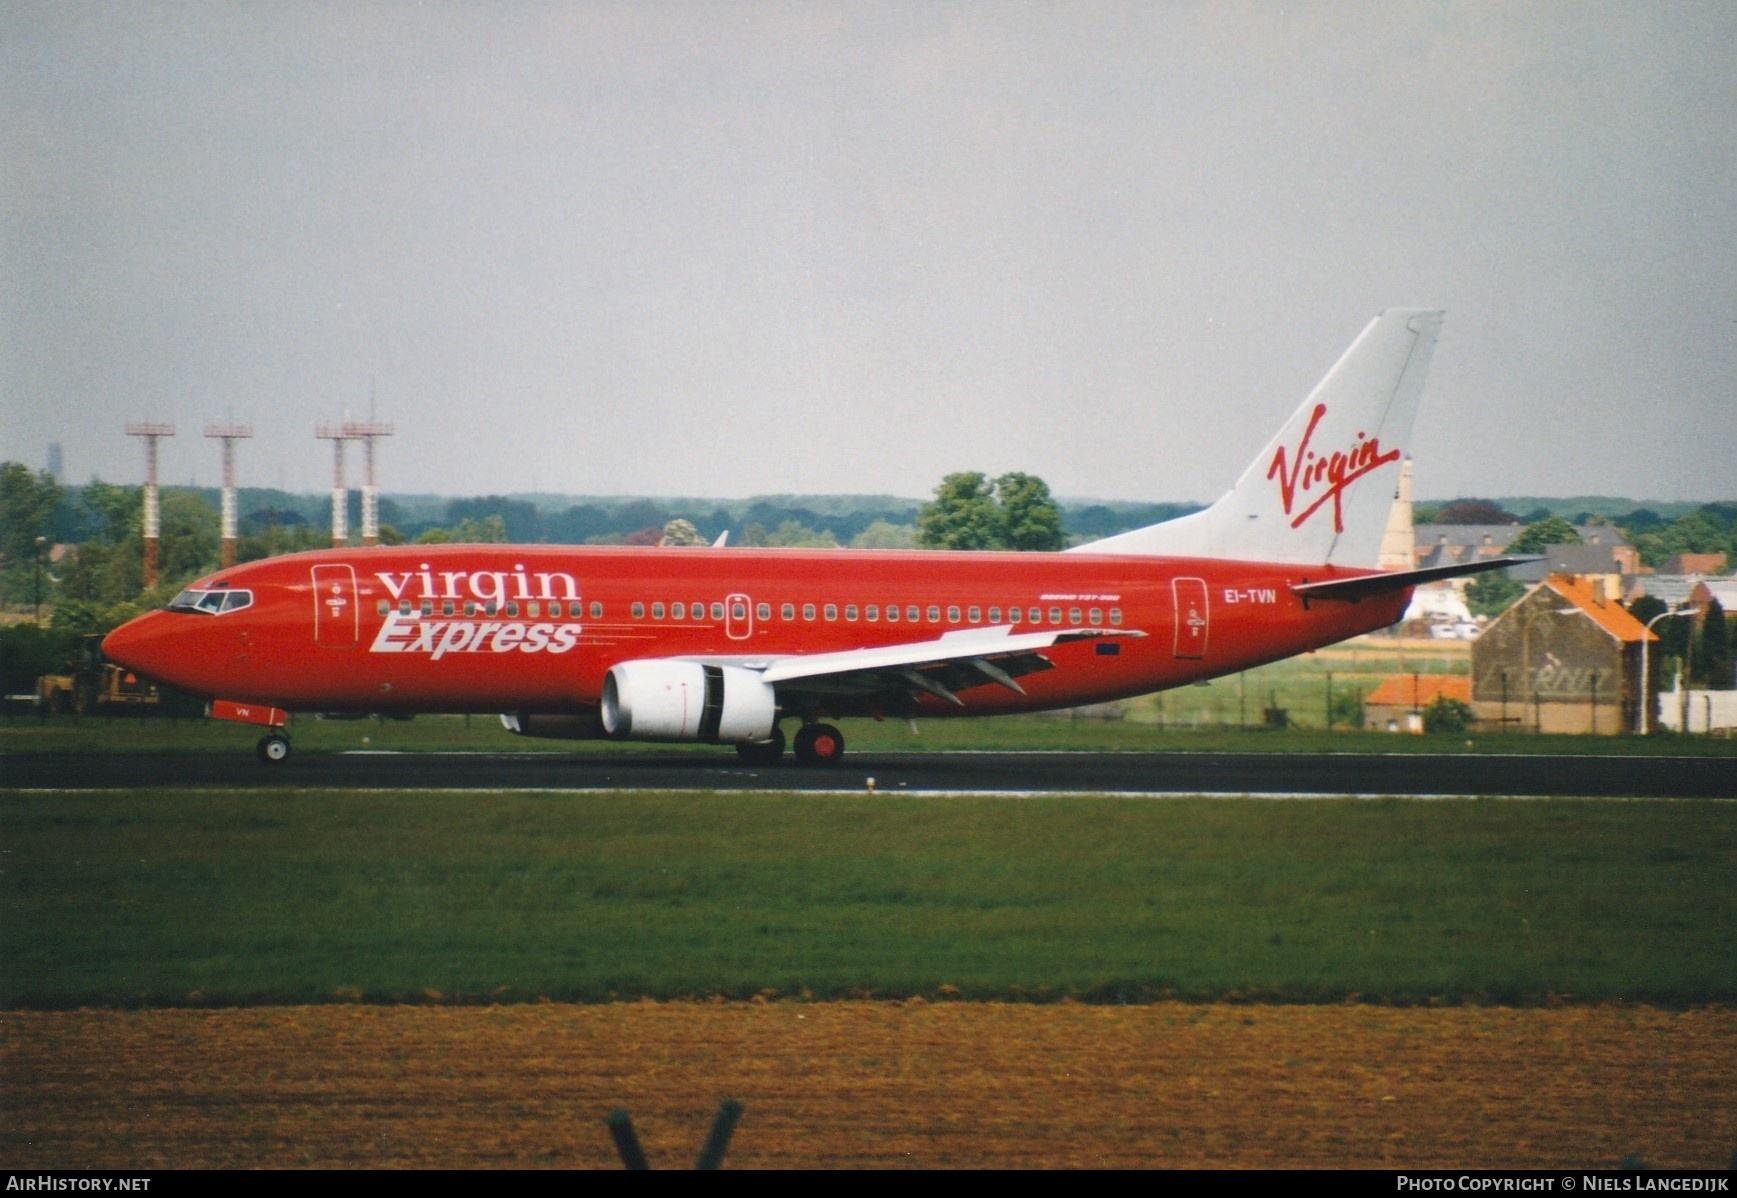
782,603,795,620
824,604,838,621
866,605,879,622
885,605,899,623
1029,607,1042,623
947,605,961,623
988,606,1001,624
591,601,603,619
377,600,390,616
733,602,747,620
398,600,412,615
1109,608,1123,626
908,605,921,622
1069,607,1082,625
632,602,645,619
465,601,478,617
757,603,770,620
927,606,940,623
968,606,981,623
845,604,858,622
420,599,434,617
526,600,538,618
548,602,563,618
671,602,684,619
1049,607,1062,624
651,602,665,619
506,602,519,618
443,600,456,617
710,602,724,620
1090,608,1102,625
803,603,816,621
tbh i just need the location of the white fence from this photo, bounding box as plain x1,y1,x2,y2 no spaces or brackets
1657,686,1737,734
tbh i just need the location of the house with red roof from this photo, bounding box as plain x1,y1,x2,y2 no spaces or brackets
1363,674,1472,733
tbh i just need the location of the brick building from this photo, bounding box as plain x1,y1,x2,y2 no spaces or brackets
1471,575,1654,734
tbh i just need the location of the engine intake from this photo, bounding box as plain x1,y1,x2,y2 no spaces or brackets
600,660,776,743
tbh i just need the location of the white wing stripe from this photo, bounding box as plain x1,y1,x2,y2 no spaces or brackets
755,625,1140,685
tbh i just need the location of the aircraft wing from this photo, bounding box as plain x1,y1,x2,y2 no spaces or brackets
692,625,1144,707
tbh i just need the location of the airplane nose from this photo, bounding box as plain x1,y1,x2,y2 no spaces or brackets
102,611,185,688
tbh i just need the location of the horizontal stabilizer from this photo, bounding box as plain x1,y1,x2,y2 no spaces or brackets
1290,556,1536,602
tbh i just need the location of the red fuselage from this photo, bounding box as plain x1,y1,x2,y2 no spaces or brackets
102,544,1406,719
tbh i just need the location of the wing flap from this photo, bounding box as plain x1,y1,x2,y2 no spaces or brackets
757,624,1138,685
686,625,1142,708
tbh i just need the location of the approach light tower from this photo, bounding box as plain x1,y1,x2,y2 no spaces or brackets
341,418,394,546
126,422,176,588
314,424,359,546
203,422,253,567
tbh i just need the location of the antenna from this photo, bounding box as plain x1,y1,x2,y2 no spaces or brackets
126,421,176,588
203,422,254,567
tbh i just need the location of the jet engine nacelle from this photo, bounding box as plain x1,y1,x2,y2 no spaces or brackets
600,660,777,743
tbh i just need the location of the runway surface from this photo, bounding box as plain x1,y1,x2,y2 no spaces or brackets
4,749,1732,797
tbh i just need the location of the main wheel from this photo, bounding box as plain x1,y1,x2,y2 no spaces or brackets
735,725,786,765
256,733,291,764
792,722,845,766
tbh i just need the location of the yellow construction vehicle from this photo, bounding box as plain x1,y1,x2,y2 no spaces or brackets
36,634,160,715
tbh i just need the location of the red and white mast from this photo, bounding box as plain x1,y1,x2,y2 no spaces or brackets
126,421,175,588
203,422,253,567
341,418,394,547
314,424,357,547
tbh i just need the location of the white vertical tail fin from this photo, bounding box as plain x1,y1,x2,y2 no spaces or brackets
1074,308,1443,567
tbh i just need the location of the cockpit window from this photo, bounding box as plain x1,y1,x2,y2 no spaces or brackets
168,588,254,614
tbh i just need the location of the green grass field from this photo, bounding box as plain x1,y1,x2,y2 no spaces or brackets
4,789,1731,1009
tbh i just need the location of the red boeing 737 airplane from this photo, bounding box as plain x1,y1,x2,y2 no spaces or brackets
103,310,1518,765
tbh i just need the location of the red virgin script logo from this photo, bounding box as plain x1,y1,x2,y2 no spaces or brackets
1266,404,1400,533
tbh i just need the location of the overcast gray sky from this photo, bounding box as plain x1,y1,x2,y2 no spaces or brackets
4,1,1734,504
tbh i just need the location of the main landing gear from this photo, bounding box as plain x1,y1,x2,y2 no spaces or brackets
256,732,291,764
735,725,786,766
732,721,847,766
793,722,845,766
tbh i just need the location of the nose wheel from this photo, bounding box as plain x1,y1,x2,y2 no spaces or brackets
256,732,291,764
792,722,845,766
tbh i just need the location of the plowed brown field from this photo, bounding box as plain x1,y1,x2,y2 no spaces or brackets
4,1002,1733,1169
